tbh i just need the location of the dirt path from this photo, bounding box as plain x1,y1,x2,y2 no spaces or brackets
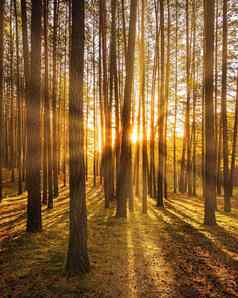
0,186,238,297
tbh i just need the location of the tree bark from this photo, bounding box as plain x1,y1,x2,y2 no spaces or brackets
26,0,42,232
204,0,216,226
229,72,238,197
0,0,4,201
173,0,178,194
65,0,90,275
140,0,148,213
157,0,165,207
117,0,138,218
221,0,231,212
52,0,59,198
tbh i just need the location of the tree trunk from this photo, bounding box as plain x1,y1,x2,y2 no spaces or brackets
44,0,54,209
164,0,171,200
157,0,165,207
14,0,23,195
9,0,15,184
93,20,97,187
65,0,90,275
100,0,113,208
221,0,231,212
229,72,238,197
52,0,59,198
0,0,4,201
204,0,216,226
26,0,42,233
191,0,197,197
149,32,157,198
116,0,138,218
173,0,178,194
20,0,30,188
140,0,147,213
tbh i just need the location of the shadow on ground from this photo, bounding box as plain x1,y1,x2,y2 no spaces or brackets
0,186,238,297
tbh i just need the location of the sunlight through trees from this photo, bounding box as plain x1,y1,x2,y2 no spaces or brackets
0,0,238,295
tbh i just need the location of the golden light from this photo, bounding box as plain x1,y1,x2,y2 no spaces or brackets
131,127,143,144
131,131,138,144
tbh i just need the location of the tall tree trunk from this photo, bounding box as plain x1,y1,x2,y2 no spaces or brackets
173,0,178,194
100,0,113,208
140,0,147,213
26,0,42,232
134,95,141,196
20,0,30,188
179,0,191,194
164,0,171,200
157,0,165,207
110,0,121,203
214,0,218,202
204,0,216,225
93,20,97,187
0,0,4,201
65,0,90,275
149,33,157,198
62,2,68,187
221,0,231,212
52,0,59,198
229,72,238,197
85,56,89,182
14,0,23,195
42,0,48,205
191,0,197,197
217,117,222,195
44,0,54,209
117,0,138,218
9,0,15,183
98,20,104,184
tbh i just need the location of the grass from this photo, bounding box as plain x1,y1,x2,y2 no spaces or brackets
0,183,238,297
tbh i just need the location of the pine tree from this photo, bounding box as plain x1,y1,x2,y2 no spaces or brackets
204,0,216,226
117,0,138,218
26,0,42,233
65,0,90,275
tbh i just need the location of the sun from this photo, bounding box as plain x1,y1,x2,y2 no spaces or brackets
131,127,143,144
131,130,138,144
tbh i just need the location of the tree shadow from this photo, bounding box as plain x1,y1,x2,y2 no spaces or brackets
165,200,238,255
0,186,113,297
149,206,238,297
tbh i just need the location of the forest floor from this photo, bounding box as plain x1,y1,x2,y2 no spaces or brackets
0,182,238,298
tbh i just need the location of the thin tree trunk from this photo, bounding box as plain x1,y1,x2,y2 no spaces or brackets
14,0,23,195
204,0,216,225
229,72,238,197
149,32,157,198
157,0,165,207
221,0,231,212
100,0,113,207
141,0,147,213
10,0,15,183
93,20,97,187
173,0,178,194
164,0,171,200
20,0,30,188
44,0,54,209
52,0,59,198
191,0,197,197
214,0,219,203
